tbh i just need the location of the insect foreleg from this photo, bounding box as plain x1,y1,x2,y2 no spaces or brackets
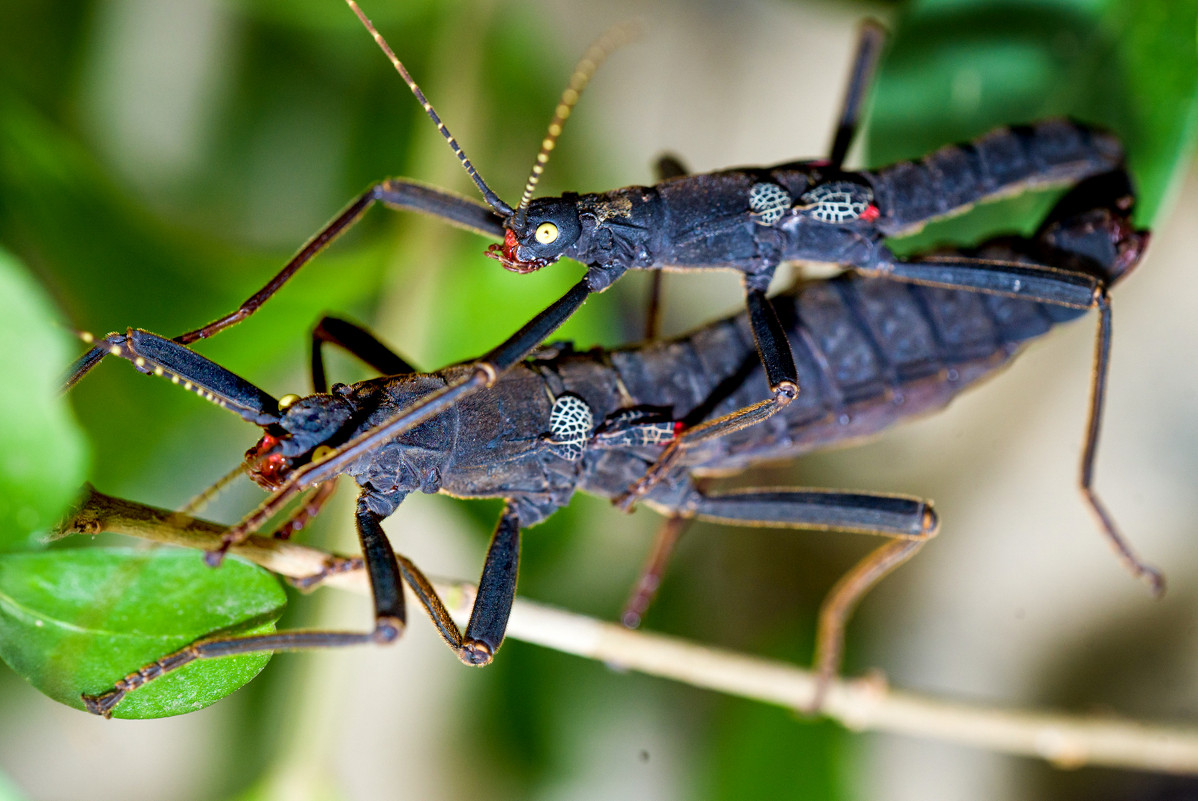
82,492,406,717
173,180,502,347
63,180,502,391
73,329,282,425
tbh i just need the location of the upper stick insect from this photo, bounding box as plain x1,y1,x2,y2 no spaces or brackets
64,6,1151,588
70,168,1151,717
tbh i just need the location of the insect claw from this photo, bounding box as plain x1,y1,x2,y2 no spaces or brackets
203,545,229,568
458,639,494,666
1142,565,1166,598
81,689,123,718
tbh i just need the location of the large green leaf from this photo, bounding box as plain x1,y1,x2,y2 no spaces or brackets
0,248,89,550
868,0,1198,251
0,547,286,718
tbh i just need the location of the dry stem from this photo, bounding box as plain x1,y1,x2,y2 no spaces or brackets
57,485,1198,774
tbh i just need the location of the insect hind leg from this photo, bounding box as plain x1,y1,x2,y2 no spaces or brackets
688,486,938,713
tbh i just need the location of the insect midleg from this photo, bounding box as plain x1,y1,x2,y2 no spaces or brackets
615,287,798,510
621,511,693,629
310,315,419,394
623,22,888,594
381,503,522,666
82,494,407,718
688,487,938,712
827,19,887,169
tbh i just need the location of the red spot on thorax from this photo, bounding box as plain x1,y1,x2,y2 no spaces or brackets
861,204,880,222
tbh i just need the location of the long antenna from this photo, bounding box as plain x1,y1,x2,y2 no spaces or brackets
346,0,513,215
180,462,249,517
515,22,639,219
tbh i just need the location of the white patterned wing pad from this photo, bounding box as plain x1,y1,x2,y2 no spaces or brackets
748,182,792,226
799,181,874,223
545,394,595,461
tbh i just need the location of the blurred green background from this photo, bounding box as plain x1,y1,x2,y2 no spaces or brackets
1,0,1197,798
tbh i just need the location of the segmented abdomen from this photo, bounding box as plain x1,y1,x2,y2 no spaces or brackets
866,120,1123,236
607,273,1086,474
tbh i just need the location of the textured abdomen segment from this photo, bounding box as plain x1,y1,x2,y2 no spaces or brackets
867,120,1124,235
695,274,1080,469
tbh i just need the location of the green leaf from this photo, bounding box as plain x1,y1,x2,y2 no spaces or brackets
0,248,89,550
867,0,1198,250
0,547,286,719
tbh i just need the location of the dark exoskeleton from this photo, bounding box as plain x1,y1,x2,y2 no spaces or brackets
65,9,1128,520
71,167,1150,717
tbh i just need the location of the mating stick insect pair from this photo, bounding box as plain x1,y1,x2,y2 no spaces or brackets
63,5,1157,716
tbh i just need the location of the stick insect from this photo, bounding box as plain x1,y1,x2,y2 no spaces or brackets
63,6,1148,590
69,167,1148,717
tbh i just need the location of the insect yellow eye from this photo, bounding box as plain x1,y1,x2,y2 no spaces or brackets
535,222,559,244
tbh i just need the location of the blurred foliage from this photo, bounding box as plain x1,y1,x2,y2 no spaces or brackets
869,0,1198,253
0,0,1195,797
0,249,87,549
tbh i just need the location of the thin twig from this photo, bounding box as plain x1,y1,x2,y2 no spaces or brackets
57,485,1198,774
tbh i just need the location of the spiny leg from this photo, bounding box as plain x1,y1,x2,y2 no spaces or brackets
689,487,939,714
82,492,406,717
63,180,502,391
615,285,798,510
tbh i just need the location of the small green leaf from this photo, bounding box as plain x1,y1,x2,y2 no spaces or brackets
0,247,89,549
0,547,286,718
